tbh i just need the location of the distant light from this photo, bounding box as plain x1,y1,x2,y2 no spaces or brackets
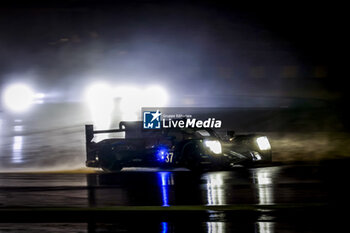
35,93,45,99
14,125,23,132
35,100,44,104
3,84,35,113
34,93,45,104
12,136,23,163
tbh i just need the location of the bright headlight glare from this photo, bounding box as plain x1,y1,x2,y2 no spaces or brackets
3,84,35,113
204,140,222,154
256,136,271,150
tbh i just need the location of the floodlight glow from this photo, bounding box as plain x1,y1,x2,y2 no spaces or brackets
114,86,140,99
143,85,168,107
35,93,45,99
116,85,168,121
3,84,35,113
85,82,113,108
117,86,142,117
85,84,169,124
84,82,114,141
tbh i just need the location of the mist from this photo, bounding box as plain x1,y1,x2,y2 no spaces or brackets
0,1,347,171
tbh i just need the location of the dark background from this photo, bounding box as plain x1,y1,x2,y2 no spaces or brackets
0,1,346,108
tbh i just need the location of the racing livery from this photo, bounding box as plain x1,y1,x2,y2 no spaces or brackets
85,121,272,171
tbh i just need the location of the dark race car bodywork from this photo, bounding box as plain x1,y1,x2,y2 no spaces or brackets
85,121,272,171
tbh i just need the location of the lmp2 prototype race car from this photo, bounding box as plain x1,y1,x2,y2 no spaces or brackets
85,121,272,171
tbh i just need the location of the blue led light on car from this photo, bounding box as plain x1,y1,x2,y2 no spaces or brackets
156,146,169,162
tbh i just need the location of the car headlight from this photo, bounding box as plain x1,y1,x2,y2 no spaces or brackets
256,136,271,150
204,140,222,154
3,84,35,113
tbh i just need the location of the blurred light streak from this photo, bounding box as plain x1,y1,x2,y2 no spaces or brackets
14,125,23,132
253,168,274,205
12,136,23,163
256,222,275,233
207,222,225,233
158,172,173,207
204,172,225,205
161,222,168,233
35,93,45,99
34,93,45,104
0,119,2,148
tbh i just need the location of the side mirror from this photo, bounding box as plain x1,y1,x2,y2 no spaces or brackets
227,130,235,138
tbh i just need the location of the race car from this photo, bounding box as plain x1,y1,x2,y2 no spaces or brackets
85,121,272,171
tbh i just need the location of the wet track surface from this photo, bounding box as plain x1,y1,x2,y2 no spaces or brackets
0,166,327,207
1,161,350,232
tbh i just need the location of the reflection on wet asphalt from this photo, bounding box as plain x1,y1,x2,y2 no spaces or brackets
86,166,328,207
0,166,328,207
0,221,314,233
1,163,349,232
0,221,310,233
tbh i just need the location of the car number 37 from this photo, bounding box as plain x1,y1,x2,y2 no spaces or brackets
165,152,174,163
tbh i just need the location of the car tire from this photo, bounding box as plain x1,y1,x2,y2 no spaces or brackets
99,146,123,172
101,164,123,172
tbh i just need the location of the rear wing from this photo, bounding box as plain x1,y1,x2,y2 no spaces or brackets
85,121,143,159
85,124,126,166
85,121,142,144
85,124,125,144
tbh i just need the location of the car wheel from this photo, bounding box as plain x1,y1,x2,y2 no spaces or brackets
99,146,123,172
101,164,123,172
